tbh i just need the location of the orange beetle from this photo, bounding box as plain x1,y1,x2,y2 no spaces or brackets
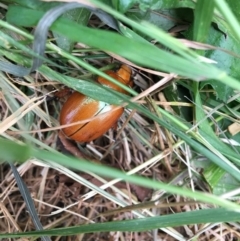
60,65,132,142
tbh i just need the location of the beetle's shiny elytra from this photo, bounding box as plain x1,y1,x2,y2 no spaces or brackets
60,65,132,142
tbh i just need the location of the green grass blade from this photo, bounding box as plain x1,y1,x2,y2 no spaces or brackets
214,0,240,41
1,138,240,211
193,0,214,42
0,208,239,238
4,6,240,90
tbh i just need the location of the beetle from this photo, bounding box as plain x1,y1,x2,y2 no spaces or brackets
60,65,132,142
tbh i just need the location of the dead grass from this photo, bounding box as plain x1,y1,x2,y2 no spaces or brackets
1,5,240,241
1,67,239,240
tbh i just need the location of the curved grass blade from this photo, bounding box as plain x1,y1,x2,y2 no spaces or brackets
0,2,118,76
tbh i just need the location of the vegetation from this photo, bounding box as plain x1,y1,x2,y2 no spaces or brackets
0,0,240,240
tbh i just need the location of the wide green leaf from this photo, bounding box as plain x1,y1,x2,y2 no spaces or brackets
201,26,240,101
9,0,60,10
